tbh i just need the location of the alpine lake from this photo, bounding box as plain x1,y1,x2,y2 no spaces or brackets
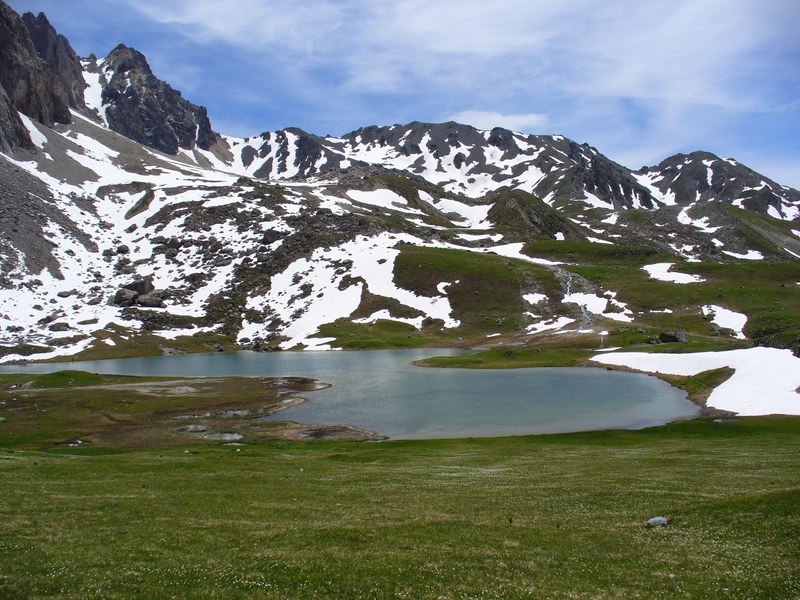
1,348,698,439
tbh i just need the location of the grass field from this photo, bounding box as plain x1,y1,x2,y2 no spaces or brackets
1,413,799,598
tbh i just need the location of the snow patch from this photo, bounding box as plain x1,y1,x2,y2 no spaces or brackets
592,347,800,415
526,317,576,335
722,250,764,260
523,293,547,305
702,305,747,339
642,263,705,284
347,189,424,214
19,114,47,149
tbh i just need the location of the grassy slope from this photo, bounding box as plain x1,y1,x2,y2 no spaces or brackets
0,417,798,599
566,260,800,341
313,238,800,354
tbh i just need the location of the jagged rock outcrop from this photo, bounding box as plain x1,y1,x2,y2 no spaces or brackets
22,11,86,111
0,0,70,128
557,140,657,210
0,84,30,152
249,127,346,178
100,44,219,155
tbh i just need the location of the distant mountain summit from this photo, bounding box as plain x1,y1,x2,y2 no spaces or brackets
636,152,800,220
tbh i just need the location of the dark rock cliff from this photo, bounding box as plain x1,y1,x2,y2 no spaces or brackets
0,83,31,152
22,11,86,111
0,0,70,129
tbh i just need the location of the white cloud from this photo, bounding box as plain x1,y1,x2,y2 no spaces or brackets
125,0,799,113
446,110,548,133
127,0,346,52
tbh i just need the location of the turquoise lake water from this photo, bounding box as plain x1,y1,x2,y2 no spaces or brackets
0,349,698,439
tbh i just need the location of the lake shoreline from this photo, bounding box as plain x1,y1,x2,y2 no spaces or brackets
1,349,703,442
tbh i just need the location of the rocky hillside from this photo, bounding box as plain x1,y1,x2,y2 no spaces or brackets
0,0,798,363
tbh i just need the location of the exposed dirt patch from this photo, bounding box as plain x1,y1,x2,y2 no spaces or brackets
273,422,386,442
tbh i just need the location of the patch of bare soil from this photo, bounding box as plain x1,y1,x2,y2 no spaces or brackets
273,423,386,442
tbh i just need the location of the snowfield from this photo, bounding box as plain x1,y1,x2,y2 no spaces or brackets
642,263,705,283
591,347,800,415
702,305,748,339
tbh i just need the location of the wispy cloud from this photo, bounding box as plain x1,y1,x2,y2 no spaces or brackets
446,110,548,133
127,0,346,53
123,0,800,114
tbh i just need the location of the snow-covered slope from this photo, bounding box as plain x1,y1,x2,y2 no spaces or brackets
220,122,665,210
0,110,594,359
635,151,800,221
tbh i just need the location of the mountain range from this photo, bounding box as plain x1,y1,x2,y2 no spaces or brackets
1,1,798,362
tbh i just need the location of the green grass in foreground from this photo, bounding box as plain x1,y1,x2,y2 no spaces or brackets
1,417,799,599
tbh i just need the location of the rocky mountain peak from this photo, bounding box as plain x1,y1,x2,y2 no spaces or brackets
637,151,800,217
96,43,219,155
486,127,518,152
104,44,153,76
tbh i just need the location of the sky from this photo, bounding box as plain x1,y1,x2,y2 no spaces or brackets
8,0,800,188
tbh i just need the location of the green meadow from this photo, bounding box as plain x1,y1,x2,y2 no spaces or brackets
0,369,798,598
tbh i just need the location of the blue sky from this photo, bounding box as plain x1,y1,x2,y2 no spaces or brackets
9,0,800,188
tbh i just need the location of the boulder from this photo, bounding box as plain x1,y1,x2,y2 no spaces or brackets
122,278,154,295
659,331,687,344
135,292,165,308
646,516,670,528
113,288,138,306
136,290,167,308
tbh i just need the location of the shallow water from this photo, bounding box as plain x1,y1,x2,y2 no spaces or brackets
1,349,698,439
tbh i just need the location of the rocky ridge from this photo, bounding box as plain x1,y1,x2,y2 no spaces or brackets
0,1,69,150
